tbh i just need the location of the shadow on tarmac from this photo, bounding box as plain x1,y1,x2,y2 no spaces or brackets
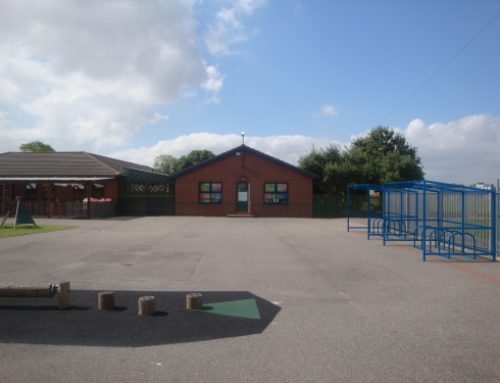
0,290,281,347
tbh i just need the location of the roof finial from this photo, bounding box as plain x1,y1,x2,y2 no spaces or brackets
241,131,245,146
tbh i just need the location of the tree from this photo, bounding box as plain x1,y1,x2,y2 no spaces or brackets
153,154,179,175
299,145,349,193
299,145,343,178
153,149,215,175
298,126,424,194
349,126,424,184
19,141,55,152
176,150,215,170
323,160,361,194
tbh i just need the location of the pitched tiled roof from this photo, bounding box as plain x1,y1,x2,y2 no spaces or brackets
0,152,155,177
88,153,155,174
172,145,318,179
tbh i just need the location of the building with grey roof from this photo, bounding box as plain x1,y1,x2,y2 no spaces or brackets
0,152,172,218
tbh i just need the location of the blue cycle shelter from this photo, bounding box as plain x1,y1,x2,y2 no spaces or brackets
347,180,497,261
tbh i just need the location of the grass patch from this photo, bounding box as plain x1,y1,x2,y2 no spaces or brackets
0,224,72,238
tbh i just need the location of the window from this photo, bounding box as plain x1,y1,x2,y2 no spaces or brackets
264,183,288,204
199,182,223,204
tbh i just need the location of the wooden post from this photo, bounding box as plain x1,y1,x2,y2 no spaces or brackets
57,281,70,310
138,296,155,316
97,291,115,310
186,293,202,310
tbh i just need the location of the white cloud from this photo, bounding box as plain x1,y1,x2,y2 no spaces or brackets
0,0,229,152
204,0,265,55
110,133,339,167
320,104,337,117
110,113,500,186
402,114,500,185
202,65,225,103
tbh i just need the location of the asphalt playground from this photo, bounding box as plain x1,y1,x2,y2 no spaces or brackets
0,216,499,382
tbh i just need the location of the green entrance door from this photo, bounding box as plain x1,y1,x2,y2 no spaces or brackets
236,181,249,212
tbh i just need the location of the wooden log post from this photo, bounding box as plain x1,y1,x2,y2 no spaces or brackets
97,291,115,311
57,281,70,310
0,282,70,310
138,296,155,316
0,284,57,298
186,293,202,310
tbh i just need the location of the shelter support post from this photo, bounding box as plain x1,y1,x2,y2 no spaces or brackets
367,190,371,239
1,183,5,215
492,188,497,262
347,186,351,232
86,182,92,219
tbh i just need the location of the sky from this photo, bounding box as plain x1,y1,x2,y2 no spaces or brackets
0,0,499,185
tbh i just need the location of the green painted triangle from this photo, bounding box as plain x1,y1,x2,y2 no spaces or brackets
14,200,36,227
200,298,260,320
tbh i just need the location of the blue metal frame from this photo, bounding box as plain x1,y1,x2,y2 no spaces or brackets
347,180,497,262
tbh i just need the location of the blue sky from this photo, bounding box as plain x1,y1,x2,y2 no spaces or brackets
166,0,499,143
0,0,499,184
